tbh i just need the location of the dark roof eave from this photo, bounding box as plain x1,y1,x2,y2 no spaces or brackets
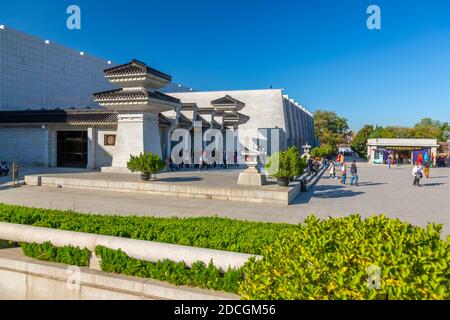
103,59,172,81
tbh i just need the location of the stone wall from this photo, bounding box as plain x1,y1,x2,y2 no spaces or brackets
0,26,115,111
95,129,116,168
0,127,49,166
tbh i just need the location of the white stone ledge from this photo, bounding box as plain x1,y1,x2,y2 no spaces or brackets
25,175,299,205
0,222,260,271
0,248,239,300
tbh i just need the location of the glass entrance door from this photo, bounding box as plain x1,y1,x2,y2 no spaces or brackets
57,131,88,168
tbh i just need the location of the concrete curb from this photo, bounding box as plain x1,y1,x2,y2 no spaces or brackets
0,248,239,300
0,222,261,271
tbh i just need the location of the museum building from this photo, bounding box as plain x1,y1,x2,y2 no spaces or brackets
0,26,317,169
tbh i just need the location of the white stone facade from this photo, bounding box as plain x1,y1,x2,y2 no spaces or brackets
168,90,316,152
0,26,114,110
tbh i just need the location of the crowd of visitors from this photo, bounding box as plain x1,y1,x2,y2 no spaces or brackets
327,153,359,186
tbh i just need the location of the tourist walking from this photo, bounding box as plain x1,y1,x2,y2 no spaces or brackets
387,156,392,169
412,162,424,187
350,160,359,186
328,161,336,179
423,160,430,178
340,162,347,185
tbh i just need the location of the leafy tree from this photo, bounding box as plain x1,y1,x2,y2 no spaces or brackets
311,144,334,159
313,110,349,149
351,125,374,158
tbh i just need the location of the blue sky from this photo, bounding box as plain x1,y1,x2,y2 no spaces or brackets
1,0,449,130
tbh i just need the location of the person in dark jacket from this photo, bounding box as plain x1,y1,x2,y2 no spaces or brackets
0,162,9,176
350,160,358,186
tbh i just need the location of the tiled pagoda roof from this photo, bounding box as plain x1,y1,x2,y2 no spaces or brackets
93,89,180,104
103,59,172,81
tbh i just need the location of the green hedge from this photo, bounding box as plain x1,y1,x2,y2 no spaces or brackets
2,204,450,299
20,242,90,267
0,203,298,255
95,246,242,293
239,215,450,300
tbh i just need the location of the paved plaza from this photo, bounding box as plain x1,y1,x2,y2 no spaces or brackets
0,163,449,236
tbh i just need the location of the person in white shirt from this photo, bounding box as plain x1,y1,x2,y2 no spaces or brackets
412,162,423,187
340,162,347,185
329,161,336,179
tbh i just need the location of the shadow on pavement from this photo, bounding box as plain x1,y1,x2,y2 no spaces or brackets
158,176,203,183
314,189,365,199
357,182,387,187
420,182,447,187
292,184,365,204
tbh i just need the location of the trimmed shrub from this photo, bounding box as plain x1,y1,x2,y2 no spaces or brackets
127,152,164,176
95,246,243,293
0,203,298,255
20,242,90,267
2,204,450,299
265,147,307,179
239,215,450,300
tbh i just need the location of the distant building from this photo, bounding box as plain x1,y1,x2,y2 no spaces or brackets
367,138,439,165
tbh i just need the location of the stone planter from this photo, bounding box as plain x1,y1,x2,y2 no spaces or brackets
277,177,290,187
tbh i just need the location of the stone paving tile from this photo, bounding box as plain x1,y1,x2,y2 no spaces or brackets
0,163,449,235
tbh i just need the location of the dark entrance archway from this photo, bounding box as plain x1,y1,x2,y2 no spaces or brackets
57,131,88,168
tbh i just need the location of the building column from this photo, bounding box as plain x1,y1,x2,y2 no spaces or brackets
41,126,49,167
111,112,162,169
87,127,97,170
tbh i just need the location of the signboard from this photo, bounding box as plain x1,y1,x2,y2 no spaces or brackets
104,134,116,146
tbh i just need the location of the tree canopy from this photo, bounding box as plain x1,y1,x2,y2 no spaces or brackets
368,118,449,141
351,125,374,159
313,110,349,150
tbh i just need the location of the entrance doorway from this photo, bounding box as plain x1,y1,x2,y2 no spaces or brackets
57,131,88,168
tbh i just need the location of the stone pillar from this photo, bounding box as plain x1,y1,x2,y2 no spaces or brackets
193,121,203,164
42,126,49,167
49,129,57,167
87,127,97,170
112,112,162,169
